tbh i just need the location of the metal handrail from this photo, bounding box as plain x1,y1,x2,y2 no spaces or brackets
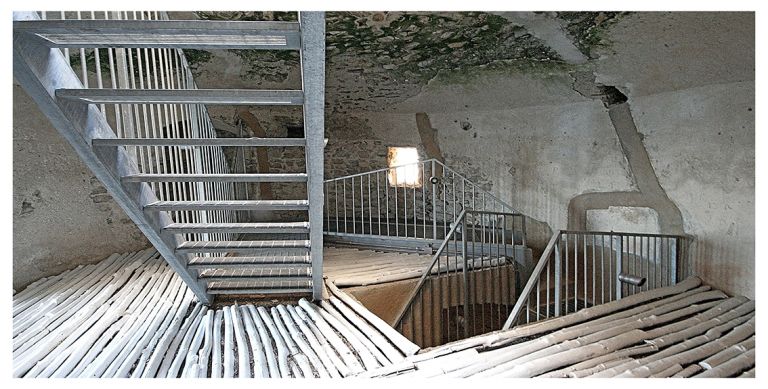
392,209,467,326
325,158,517,213
392,209,526,347
502,232,561,329
502,229,693,330
323,159,521,246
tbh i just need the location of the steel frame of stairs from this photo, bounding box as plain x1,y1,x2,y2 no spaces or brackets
13,11,326,303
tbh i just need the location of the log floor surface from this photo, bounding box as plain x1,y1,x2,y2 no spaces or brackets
360,276,756,378
13,248,755,378
323,246,506,287
13,248,417,378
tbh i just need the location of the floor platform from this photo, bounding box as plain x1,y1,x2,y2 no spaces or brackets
13,248,418,378
323,246,510,287
358,276,755,378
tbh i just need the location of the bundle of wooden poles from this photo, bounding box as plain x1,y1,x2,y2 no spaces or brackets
12,249,419,378
360,276,755,378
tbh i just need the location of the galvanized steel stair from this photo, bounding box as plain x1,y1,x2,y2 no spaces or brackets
13,11,326,303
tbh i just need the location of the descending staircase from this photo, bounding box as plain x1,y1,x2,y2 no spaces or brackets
13,11,326,303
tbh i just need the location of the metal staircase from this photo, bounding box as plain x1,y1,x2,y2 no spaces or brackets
13,11,326,303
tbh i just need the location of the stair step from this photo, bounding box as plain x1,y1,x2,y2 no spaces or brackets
145,200,309,211
188,254,311,268
14,19,301,49
166,222,309,234
207,279,312,295
57,89,303,105
92,137,306,147
176,240,310,254
123,173,307,183
198,268,311,282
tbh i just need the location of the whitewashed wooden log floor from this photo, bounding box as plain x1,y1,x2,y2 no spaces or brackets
12,248,419,378
359,276,756,378
323,246,506,287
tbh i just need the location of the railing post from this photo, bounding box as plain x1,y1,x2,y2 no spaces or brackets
672,237,679,284
461,213,469,338
553,235,561,317
299,11,326,301
432,159,438,240
616,235,623,300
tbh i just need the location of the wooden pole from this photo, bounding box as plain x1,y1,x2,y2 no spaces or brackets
327,281,420,356
298,298,365,374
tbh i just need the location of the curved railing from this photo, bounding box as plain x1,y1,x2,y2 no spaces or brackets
323,159,519,250
391,209,527,347
502,230,693,329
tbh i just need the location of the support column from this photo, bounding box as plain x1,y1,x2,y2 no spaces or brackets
300,11,326,301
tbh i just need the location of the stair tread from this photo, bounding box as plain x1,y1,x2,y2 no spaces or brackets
199,268,311,278
92,137,306,147
188,254,311,267
57,88,303,105
166,222,309,233
178,240,310,249
207,279,312,290
16,19,301,49
145,200,309,211
122,173,307,182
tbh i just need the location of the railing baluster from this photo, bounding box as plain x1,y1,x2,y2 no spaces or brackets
343,179,347,233
574,232,579,310
421,162,426,239
351,176,356,235
334,180,339,234
376,171,381,236
451,171,456,240
600,234,605,304
546,258,551,319
360,174,364,234
554,236,562,318
368,174,372,236
442,174,447,241
592,234,596,306
617,235,624,299
564,233,569,314
403,178,408,238
461,214,469,338
412,184,416,239
431,160,437,240
385,174,390,237
394,178,398,237
583,234,587,306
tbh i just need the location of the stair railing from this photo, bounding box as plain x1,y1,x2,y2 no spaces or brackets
14,11,328,301
323,159,520,251
502,230,693,329
392,209,526,348
13,10,216,302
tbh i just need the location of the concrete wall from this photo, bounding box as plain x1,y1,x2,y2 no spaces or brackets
12,83,150,291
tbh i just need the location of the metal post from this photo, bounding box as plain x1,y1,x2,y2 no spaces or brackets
432,159,437,240
461,214,469,338
671,237,679,284
554,237,561,317
616,235,623,300
299,11,326,301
